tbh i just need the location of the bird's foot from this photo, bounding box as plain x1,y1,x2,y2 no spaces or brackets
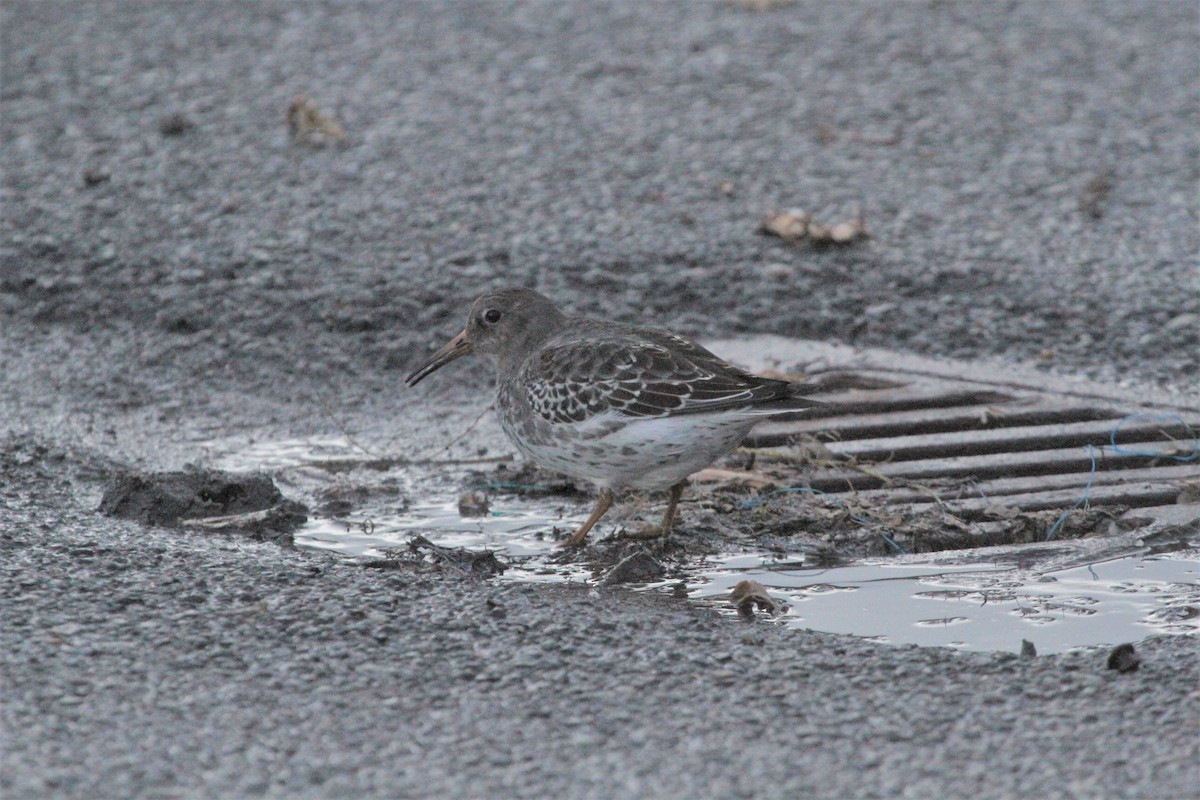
557,530,591,549
557,490,615,549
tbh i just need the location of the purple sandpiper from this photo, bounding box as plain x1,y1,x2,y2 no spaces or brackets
406,287,819,547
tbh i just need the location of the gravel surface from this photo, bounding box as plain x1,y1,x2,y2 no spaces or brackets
3,438,1199,800
2,1,1198,798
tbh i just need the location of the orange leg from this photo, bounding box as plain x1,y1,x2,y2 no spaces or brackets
622,481,686,540
561,489,614,548
659,481,685,534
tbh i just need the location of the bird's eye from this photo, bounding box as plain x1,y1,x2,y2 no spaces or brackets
483,309,502,324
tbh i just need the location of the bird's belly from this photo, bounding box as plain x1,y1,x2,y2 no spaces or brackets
501,411,755,491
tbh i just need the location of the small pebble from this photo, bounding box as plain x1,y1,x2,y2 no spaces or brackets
486,598,507,619
457,491,490,518
1106,643,1140,673
1163,312,1197,333
158,112,195,137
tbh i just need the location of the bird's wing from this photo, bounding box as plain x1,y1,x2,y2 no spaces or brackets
522,331,815,424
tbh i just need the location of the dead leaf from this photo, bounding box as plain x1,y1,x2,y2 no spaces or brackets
731,580,781,619
760,209,811,241
691,467,776,488
287,94,346,146
760,207,869,246
982,504,1021,520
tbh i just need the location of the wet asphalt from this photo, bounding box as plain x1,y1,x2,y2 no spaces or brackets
2,1,1199,798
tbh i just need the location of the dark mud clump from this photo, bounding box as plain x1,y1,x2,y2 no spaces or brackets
100,468,307,544
1106,643,1141,673
599,551,664,586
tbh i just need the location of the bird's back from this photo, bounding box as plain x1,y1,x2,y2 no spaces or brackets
513,316,818,424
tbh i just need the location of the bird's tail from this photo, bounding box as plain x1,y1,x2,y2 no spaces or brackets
753,380,826,414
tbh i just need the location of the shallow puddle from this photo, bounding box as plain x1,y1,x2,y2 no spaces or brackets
212,435,596,583
213,436,1200,655
682,554,1200,653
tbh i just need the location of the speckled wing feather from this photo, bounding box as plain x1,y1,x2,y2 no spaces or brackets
522,328,816,424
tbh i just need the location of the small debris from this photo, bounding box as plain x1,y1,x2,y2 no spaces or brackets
1106,643,1141,673
760,207,868,246
1020,639,1037,659
600,551,664,586
731,0,795,9
376,535,508,577
691,467,776,489
730,579,781,620
1078,171,1114,219
49,622,83,637
180,503,308,545
828,221,862,244
761,262,795,281
983,504,1022,521
1163,312,1197,334
717,181,736,197
458,491,491,518
864,302,898,319
82,169,110,186
286,94,346,146
158,112,195,137
761,208,809,240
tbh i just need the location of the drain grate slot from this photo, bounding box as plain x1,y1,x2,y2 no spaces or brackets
797,387,1015,419
823,417,1200,462
805,439,1191,492
903,482,1186,518
847,463,1200,506
804,372,905,391
752,402,1120,445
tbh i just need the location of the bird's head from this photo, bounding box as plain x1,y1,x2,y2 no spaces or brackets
405,287,566,386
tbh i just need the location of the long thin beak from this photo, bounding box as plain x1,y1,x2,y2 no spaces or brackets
405,329,472,386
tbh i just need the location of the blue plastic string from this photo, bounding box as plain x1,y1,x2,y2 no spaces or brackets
1044,444,1098,541
1045,413,1198,541
1108,413,1199,462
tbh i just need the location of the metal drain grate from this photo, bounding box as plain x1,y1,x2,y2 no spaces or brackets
719,338,1200,536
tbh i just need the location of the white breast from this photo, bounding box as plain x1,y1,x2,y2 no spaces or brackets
513,410,760,492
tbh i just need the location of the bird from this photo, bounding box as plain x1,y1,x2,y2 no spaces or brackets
405,287,819,547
